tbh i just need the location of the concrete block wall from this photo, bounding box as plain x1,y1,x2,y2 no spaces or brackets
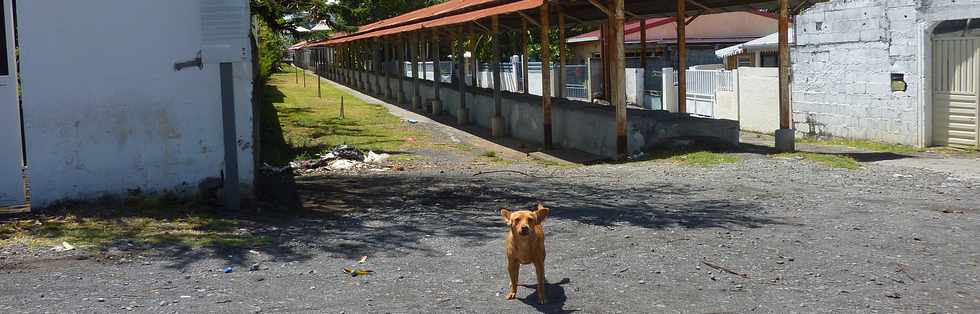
792,0,980,146
792,0,919,144
346,70,738,158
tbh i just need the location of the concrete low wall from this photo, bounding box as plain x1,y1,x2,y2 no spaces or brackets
331,69,739,158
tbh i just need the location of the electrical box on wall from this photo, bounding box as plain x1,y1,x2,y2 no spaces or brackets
891,73,907,92
201,0,249,64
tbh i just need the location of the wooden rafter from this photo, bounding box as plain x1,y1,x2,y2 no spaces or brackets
517,12,541,27
586,0,613,17
685,14,700,25
472,20,491,32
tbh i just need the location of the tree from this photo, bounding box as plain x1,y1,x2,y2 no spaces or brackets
251,0,444,35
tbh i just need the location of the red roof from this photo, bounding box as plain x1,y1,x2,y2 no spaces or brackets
568,11,777,44
313,0,543,46
356,0,497,34
288,41,309,50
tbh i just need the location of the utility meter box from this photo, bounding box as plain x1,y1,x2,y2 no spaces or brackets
201,0,249,64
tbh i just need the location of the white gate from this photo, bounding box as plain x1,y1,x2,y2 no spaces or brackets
664,69,735,117
932,37,980,148
0,0,26,210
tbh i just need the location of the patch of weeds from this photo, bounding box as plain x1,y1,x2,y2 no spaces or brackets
798,137,922,154
532,158,582,169
0,197,273,252
477,155,514,165
661,151,740,167
433,142,475,152
388,154,426,162
776,152,861,170
473,150,513,165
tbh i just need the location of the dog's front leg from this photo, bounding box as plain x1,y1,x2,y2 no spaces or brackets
506,259,519,300
533,258,547,304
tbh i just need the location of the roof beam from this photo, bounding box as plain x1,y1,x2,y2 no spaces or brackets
686,0,721,14
517,11,541,28
625,10,640,19
685,13,701,25
472,20,491,32
793,0,813,14
586,0,613,17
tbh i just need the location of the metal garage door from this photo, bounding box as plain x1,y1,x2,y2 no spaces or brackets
0,0,26,210
932,37,980,149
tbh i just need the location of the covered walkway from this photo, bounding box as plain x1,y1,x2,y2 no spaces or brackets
293,0,824,158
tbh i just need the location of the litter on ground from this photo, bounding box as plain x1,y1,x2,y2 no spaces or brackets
287,145,395,175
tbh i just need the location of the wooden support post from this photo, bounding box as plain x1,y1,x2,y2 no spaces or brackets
558,8,567,99
385,38,393,99
610,0,627,159
600,23,611,101
522,20,530,94
317,49,322,98
491,15,505,137
346,44,350,85
376,39,383,94
776,0,795,152
397,35,406,106
640,18,648,71
411,32,422,109
351,44,358,89
350,44,355,87
456,27,468,125
378,41,384,95
432,30,442,115
676,0,687,114
541,3,553,149
468,25,478,87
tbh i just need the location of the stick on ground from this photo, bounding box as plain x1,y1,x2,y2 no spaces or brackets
702,260,749,278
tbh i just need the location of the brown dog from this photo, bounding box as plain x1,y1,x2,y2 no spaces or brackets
501,203,549,304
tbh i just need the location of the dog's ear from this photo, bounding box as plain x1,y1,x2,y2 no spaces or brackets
534,203,549,223
500,208,513,225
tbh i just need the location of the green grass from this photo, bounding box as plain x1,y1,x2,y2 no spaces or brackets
475,151,514,165
0,207,271,252
260,68,428,165
776,152,861,170
669,151,740,167
798,137,922,154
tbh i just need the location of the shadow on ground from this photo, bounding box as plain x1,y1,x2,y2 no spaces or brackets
292,172,789,260
520,278,575,313
3,166,789,271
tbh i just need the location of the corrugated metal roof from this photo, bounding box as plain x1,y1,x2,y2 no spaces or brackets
715,28,794,58
356,0,498,34
316,0,542,46
568,11,777,45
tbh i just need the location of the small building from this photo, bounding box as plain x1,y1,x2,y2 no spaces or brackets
567,11,778,68
792,0,980,148
715,29,794,69
2,1,256,208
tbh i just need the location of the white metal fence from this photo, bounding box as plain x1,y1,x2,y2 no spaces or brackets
663,68,737,117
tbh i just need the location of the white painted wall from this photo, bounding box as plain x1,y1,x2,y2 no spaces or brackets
17,0,254,207
737,67,780,133
0,0,24,207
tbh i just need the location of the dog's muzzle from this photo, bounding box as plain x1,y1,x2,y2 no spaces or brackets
519,227,530,236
